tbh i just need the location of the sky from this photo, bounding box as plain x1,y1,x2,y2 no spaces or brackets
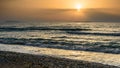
0,0,120,22
1,0,120,9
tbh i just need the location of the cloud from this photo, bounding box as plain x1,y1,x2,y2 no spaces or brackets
0,8,120,22
83,9,120,22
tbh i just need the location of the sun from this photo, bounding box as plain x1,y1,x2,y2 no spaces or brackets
75,4,82,10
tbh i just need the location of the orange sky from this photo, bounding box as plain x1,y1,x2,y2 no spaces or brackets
1,0,120,9
0,0,120,21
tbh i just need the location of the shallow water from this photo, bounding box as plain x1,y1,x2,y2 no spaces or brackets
0,22,120,54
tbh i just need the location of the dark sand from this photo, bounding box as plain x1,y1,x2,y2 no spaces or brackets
0,51,119,68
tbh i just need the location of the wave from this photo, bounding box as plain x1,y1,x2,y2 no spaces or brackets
0,26,119,37
0,27,91,32
66,31,120,36
0,37,119,54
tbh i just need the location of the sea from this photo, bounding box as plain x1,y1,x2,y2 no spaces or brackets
0,21,120,54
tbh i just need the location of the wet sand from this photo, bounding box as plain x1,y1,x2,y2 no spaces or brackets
0,51,119,68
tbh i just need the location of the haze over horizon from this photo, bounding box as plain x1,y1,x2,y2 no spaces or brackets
0,0,120,22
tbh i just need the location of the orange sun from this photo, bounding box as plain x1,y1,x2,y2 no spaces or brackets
75,4,82,11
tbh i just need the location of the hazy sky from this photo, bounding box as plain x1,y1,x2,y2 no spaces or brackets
1,0,120,9
0,0,120,21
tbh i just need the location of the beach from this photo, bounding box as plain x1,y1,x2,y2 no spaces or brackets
0,22,120,68
1,0,120,67
0,44,120,68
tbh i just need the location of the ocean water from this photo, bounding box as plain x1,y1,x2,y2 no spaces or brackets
0,22,120,54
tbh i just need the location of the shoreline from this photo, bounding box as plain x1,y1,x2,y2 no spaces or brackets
0,44,120,68
0,51,119,68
